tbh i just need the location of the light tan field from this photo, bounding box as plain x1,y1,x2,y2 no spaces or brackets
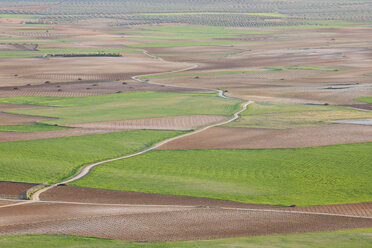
0,128,125,142
69,115,228,131
157,125,372,150
0,53,189,87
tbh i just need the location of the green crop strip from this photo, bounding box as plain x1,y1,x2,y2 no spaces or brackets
0,130,182,184
2,228,371,248
268,66,342,71
357,97,372,103
139,70,274,79
73,142,372,206
0,91,242,125
0,123,70,132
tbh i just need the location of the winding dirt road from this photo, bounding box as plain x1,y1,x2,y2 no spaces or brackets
30,51,252,201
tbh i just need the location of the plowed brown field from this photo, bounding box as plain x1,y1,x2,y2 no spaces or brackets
0,80,210,98
40,185,277,209
0,112,53,126
0,128,123,142
157,125,372,150
0,182,36,199
0,201,371,241
295,203,372,217
0,53,190,87
69,115,228,131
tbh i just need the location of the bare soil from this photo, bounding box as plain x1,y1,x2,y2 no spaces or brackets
0,181,36,199
0,201,370,241
343,103,372,111
157,124,372,150
0,79,210,98
0,53,190,87
0,128,124,142
0,112,54,126
69,115,228,131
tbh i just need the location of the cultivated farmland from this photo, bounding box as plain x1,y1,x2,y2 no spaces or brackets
0,0,371,246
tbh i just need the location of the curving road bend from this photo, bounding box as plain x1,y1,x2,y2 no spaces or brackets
31,98,252,201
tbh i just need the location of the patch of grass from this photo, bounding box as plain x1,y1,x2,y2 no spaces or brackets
0,123,70,132
1,91,242,125
128,40,260,48
1,228,371,247
151,52,239,57
357,97,372,103
116,25,270,40
139,70,273,79
226,102,372,129
137,12,287,18
73,142,372,206
268,66,342,71
0,130,181,184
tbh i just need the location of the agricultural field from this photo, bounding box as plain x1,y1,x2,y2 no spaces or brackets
73,143,372,206
0,130,181,184
0,91,241,125
226,102,372,129
0,0,371,247
1,228,372,248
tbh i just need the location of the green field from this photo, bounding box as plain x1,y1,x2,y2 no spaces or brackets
226,102,372,129
129,40,260,48
268,66,342,71
0,130,181,184
114,25,270,40
1,228,371,248
0,14,40,19
357,97,372,103
0,123,70,132
0,91,242,125
139,70,273,79
151,52,239,57
73,142,372,206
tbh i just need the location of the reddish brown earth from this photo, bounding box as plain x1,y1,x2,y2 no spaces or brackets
0,181,36,199
0,80,210,98
0,201,370,241
0,112,54,126
0,53,190,87
0,128,124,142
157,124,372,150
69,115,228,131
343,103,372,111
0,4,56,11
295,202,372,217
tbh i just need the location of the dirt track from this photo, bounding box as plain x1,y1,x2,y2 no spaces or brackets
157,124,372,149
